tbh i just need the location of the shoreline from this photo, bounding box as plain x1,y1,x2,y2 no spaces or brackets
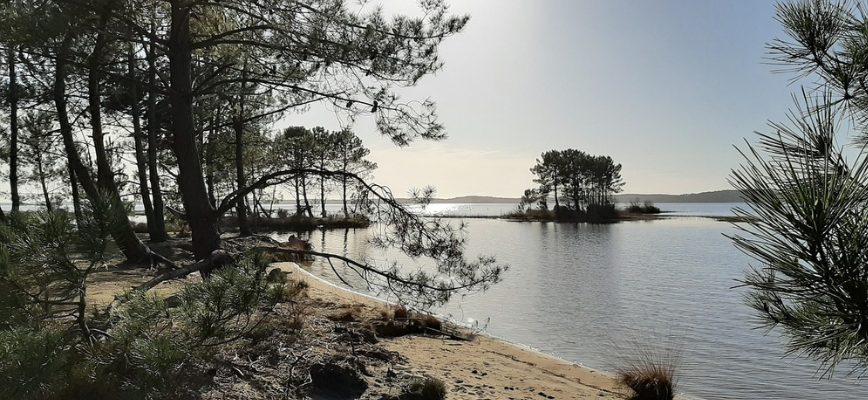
277,261,629,399
280,260,616,375
82,254,696,399
282,261,703,400
421,212,747,223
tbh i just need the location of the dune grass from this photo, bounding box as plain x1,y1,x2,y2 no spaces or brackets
616,347,678,400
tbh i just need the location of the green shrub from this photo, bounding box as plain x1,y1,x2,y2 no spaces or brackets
0,206,303,398
0,328,76,400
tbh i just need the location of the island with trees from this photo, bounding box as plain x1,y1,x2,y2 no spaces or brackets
510,148,659,223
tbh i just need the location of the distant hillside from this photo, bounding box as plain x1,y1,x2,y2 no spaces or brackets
614,190,743,203
393,190,741,204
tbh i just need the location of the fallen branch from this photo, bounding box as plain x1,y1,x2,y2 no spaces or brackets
148,248,179,270
424,326,471,341
165,206,187,220
134,250,233,292
249,246,487,293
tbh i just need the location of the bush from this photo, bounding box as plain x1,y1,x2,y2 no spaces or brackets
626,200,661,214
406,376,447,400
642,203,661,214
617,349,678,400
132,221,149,233
0,204,315,398
584,204,617,222
267,280,308,304
507,204,619,222
0,328,76,400
504,208,555,221
393,304,409,320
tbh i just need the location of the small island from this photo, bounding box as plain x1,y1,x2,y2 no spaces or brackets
508,149,661,223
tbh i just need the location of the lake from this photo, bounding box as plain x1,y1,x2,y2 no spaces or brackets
396,201,747,218
271,202,868,399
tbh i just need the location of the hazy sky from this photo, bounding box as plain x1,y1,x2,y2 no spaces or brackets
289,0,797,198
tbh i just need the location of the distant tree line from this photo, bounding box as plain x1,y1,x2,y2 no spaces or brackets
519,149,624,222
195,123,377,235
275,126,377,220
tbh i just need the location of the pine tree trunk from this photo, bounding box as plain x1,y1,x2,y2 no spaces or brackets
68,163,83,224
56,30,148,261
553,182,559,209
205,120,217,208
37,156,52,212
320,156,326,218
302,175,313,217
8,46,19,213
294,177,302,216
169,0,221,261
341,153,349,217
86,8,150,261
342,175,349,217
145,34,168,242
234,119,251,236
129,45,157,240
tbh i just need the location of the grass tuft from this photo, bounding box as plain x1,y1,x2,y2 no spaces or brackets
617,347,678,400
393,304,409,320
407,375,447,400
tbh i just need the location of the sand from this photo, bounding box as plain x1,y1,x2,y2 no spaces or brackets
84,260,632,399
276,261,627,400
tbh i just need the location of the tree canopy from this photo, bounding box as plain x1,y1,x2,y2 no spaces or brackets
522,148,624,222
0,0,504,309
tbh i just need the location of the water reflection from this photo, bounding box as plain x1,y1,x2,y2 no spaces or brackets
272,218,868,399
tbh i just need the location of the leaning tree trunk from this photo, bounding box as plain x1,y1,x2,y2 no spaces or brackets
8,46,19,213
56,30,148,261
86,8,150,261
169,0,221,261
129,45,157,240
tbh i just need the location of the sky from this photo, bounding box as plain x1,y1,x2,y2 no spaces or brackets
288,0,798,198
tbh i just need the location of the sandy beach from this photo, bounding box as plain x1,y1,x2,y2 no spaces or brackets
278,261,627,400
84,259,630,399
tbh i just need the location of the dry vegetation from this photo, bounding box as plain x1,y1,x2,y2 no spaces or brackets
77,262,470,400
616,348,678,400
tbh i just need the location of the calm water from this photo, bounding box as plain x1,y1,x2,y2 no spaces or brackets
269,203,868,399
126,201,745,222
396,202,746,218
